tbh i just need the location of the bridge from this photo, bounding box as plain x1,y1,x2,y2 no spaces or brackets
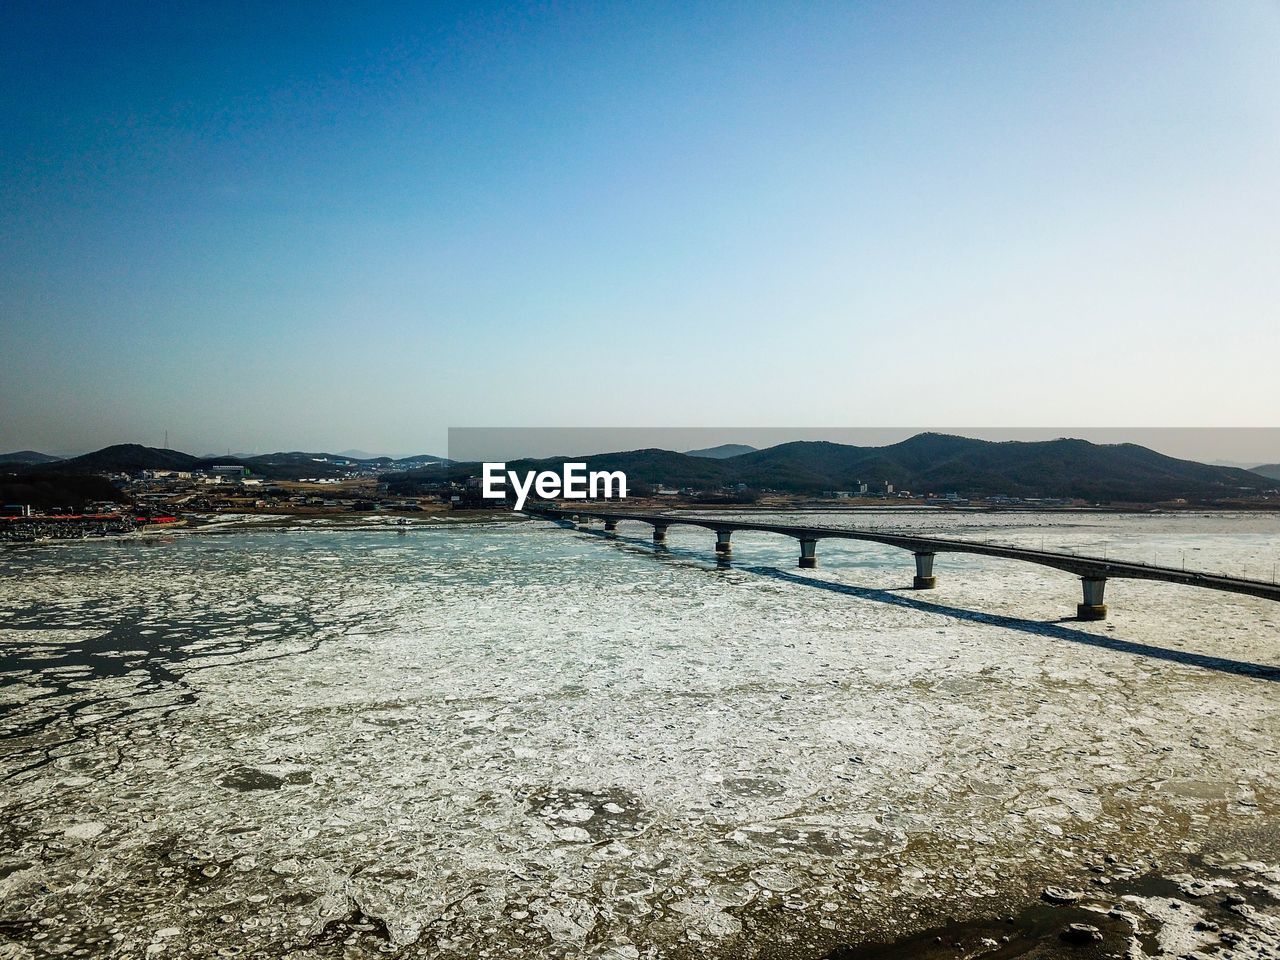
528,508,1280,620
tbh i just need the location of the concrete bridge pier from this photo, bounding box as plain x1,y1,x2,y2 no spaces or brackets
651,523,668,543
1078,577,1108,621
798,538,818,568
604,520,619,532
715,530,732,555
913,552,936,589
576,515,591,530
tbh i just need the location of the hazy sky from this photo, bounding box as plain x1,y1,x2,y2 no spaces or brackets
2,1,1278,457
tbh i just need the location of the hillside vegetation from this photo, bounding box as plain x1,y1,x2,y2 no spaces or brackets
9,436,1269,503
23,445,446,481
381,433,1269,503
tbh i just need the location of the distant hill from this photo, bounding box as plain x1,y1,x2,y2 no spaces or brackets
0,450,61,465
14,435,1266,503
685,443,758,459
46,444,201,474
1251,463,1280,481
728,433,1266,501
17,444,450,481
229,451,449,478
382,433,1267,503
222,451,360,479
336,449,449,462
393,454,450,466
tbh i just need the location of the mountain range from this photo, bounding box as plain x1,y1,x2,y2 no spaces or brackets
5,435,1276,503
382,433,1275,503
0,450,63,465
1,445,447,481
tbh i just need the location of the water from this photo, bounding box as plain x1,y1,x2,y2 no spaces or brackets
1,513,1278,958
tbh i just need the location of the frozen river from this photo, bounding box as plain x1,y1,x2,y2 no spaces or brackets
1,511,1278,959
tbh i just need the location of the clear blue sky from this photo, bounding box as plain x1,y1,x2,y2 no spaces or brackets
2,1,1277,456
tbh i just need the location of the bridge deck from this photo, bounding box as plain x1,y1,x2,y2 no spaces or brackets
531,508,1280,604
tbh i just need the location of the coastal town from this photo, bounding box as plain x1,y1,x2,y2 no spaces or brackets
6,451,1276,543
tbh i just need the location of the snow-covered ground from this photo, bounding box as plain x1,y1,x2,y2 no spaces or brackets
1,512,1277,959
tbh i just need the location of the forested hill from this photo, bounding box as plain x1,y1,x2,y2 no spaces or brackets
380,433,1270,502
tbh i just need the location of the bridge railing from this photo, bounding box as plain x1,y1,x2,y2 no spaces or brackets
677,512,1279,585
530,507,1280,616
